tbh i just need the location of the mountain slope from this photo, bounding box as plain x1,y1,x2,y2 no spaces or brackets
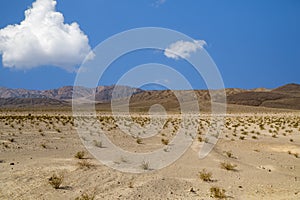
1,83,300,110
226,83,300,110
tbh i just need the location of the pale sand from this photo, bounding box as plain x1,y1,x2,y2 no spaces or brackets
0,111,299,199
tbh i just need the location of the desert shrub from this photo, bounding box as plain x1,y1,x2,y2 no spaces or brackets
210,186,226,199
75,151,85,159
220,162,237,171
199,169,212,182
161,138,169,145
75,192,95,200
141,160,150,170
93,140,103,148
8,138,14,142
136,137,143,144
198,136,203,142
224,151,233,158
128,181,134,188
48,173,63,189
78,160,94,169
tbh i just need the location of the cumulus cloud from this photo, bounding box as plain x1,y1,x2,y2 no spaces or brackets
0,0,93,71
164,40,206,60
154,0,167,7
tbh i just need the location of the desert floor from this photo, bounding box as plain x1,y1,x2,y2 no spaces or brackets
0,110,300,199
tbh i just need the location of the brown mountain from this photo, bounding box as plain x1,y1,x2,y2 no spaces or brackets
226,83,300,110
272,83,300,95
0,98,69,108
0,85,141,101
0,83,300,110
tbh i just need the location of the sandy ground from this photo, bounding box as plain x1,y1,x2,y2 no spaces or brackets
0,111,300,199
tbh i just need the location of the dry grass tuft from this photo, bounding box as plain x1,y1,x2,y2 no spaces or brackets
78,160,95,169
161,138,169,145
141,160,150,170
220,162,237,171
48,173,63,189
210,186,226,199
75,192,95,200
75,151,85,159
199,169,212,182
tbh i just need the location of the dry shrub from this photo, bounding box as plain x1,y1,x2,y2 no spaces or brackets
48,173,63,189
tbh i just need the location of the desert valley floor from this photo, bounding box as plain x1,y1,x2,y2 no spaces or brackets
0,109,300,199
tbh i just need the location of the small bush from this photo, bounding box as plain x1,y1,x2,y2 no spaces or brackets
8,138,15,142
78,160,94,169
210,186,226,199
136,137,143,144
198,136,203,142
141,160,150,170
252,135,258,139
199,169,212,182
48,173,63,189
93,140,103,148
128,181,134,188
220,162,237,171
224,151,233,158
161,138,169,145
75,151,85,159
75,192,95,200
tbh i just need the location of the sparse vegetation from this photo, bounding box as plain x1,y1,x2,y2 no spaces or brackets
128,181,134,188
75,192,95,200
288,151,299,158
141,160,150,170
252,135,258,139
75,151,85,159
48,173,63,189
210,186,226,199
224,151,233,158
136,137,143,144
1,112,300,199
161,138,169,145
93,140,103,148
199,169,212,182
78,160,94,169
220,162,237,171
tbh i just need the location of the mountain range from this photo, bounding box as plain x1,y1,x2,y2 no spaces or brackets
0,83,300,110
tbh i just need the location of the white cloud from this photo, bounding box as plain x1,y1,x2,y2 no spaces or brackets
0,0,93,71
164,40,206,60
153,0,166,7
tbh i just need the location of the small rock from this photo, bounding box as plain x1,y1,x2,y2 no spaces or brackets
10,162,14,165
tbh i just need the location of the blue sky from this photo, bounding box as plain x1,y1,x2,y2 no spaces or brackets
0,0,299,90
